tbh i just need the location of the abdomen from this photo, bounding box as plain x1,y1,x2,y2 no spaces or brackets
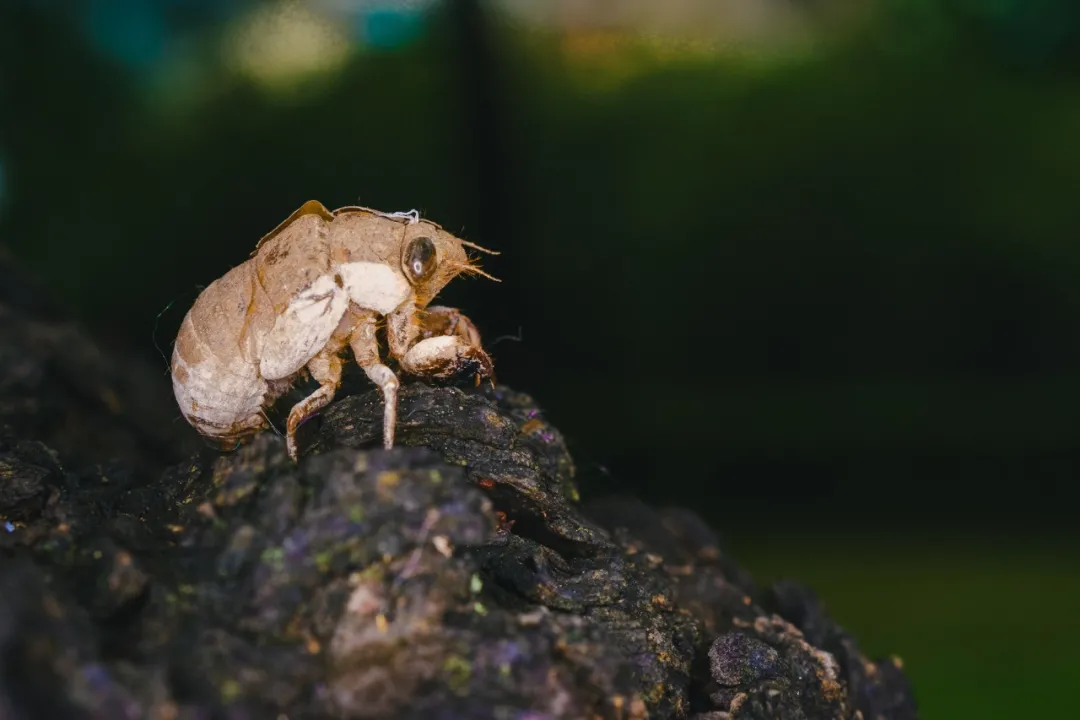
171,262,274,447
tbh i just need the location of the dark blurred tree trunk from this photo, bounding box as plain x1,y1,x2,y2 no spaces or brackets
447,0,516,248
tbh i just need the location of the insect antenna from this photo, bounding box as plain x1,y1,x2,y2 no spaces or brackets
458,239,500,255
450,260,501,282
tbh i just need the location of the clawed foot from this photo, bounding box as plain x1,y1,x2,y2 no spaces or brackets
406,306,493,381
400,335,493,381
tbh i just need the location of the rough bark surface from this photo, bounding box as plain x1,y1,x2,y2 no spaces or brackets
0,250,918,719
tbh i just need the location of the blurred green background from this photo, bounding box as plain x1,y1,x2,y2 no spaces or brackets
3,1,1079,716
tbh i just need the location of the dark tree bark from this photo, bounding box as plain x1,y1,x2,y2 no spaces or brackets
0,249,917,719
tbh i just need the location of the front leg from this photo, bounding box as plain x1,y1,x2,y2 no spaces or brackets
387,304,493,381
349,311,400,450
417,305,484,348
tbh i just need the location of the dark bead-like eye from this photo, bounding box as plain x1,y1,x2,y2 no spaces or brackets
404,236,437,282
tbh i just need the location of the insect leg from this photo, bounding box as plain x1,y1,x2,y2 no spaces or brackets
349,312,400,450
391,306,493,381
417,305,484,348
285,349,343,462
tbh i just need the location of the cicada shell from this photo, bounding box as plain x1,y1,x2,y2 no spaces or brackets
171,200,499,461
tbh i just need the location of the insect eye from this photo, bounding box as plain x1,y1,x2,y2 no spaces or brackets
404,236,437,282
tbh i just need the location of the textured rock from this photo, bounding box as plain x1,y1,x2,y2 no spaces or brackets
0,248,919,719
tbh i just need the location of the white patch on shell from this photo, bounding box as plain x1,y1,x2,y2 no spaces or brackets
337,261,411,315
259,273,349,380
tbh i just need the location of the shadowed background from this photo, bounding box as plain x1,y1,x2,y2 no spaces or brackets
2,0,1078,716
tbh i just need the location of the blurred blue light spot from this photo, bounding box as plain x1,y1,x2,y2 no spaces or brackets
3,522,14,533
85,0,167,68
361,8,425,49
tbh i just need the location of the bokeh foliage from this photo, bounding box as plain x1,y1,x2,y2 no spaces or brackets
2,2,1079,717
